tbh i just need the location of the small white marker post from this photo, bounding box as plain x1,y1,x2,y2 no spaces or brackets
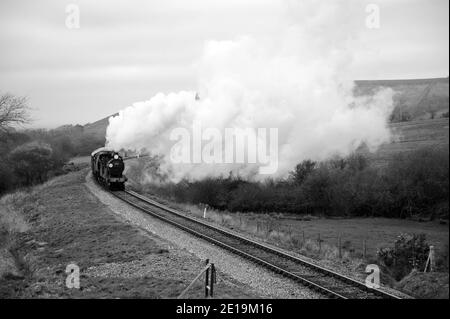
424,245,435,273
203,207,207,219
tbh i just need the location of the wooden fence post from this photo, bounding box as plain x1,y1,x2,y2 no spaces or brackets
177,259,215,299
338,235,342,259
318,233,321,253
210,263,216,298
204,259,210,298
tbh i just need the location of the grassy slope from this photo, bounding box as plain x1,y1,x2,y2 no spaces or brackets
358,117,449,166
82,112,118,139
355,77,449,120
83,79,449,137
0,170,257,298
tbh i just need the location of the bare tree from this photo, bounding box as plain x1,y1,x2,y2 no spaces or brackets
0,93,30,132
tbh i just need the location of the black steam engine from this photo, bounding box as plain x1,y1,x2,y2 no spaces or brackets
91,147,127,190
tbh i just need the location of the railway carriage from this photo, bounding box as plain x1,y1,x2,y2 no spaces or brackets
91,147,127,190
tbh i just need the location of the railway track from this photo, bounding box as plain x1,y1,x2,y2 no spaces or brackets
111,188,402,299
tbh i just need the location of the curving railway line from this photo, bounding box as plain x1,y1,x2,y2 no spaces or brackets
110,188,403,299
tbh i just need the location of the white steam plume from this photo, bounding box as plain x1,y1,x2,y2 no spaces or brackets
106,0,394,182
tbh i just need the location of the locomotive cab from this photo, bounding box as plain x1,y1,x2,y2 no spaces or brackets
91,148,127,190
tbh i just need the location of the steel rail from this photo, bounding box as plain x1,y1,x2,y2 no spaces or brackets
111,188,402,299
125,190,401,299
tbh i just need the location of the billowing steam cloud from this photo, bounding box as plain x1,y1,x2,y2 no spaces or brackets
106,0,394,182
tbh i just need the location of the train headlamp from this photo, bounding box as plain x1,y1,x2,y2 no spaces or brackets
114,154,119,160
108,164,113,168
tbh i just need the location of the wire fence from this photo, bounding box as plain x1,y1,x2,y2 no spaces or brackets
194,204,449,270
177,259,217,299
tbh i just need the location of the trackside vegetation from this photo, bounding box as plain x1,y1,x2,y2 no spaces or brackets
136,146,449,220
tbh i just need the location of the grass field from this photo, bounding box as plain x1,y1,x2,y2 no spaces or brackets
170,203,449,261
355,77,449,121
263,215,449,259
359,117,449,166
135,195,449,298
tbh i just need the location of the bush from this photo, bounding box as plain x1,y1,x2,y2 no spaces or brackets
377,233,430,281
137,147,448,219
0,162,15,194
390,106,412,122
8,142,56,186
301,165,333,215
289,160,316,185
396,270,449,299
0,126,102,195
186,178,230,209
72,134,105,156
384,146,449,218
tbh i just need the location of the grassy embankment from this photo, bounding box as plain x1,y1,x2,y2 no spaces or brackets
0,170,257,298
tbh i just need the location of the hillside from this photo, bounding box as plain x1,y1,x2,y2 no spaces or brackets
0,170,259,298
359,117,449,166
80,77,449,139
83,113,118,138
68,77,449,161
355,77,449,121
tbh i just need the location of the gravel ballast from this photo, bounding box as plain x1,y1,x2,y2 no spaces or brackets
85,173,323,299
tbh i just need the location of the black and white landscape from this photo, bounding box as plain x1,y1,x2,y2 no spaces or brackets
0,0,448,301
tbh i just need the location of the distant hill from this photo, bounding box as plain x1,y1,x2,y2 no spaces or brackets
83,113,118,139
77,77,449,140
355,77,449,122
61,77,448,160
54,113,117,142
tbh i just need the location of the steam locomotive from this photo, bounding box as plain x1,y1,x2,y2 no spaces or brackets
91,147,127,190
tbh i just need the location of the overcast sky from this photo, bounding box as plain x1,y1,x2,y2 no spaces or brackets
0,0,448,128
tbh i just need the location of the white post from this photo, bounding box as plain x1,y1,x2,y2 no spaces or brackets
430,245,435,272
203,207,207,219
424,245,435,273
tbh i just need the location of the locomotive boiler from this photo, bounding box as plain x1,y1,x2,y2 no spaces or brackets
91,147,127,190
